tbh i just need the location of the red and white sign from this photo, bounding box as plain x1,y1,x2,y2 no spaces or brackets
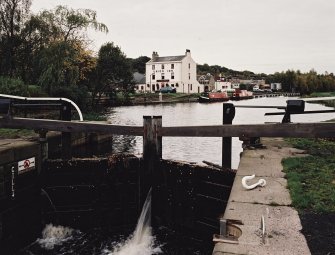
18,157,35,174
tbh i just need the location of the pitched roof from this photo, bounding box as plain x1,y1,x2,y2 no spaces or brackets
133,72,146,84
149,55,185,63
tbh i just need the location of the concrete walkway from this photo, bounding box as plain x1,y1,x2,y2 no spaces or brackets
213,138,311,255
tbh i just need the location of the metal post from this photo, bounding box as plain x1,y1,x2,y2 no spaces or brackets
60,101,72,159
222,103,235,169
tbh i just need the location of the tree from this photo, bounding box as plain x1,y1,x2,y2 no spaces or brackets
130,56,150,74
91,42,133,108
33,6,107,95
0,0,31,76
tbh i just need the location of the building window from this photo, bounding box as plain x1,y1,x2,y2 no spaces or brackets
188,73,190,80
171,84,174,87
188,63,190,69
152,74,155,80
162,64,164,69
162,73,165,79
171,64,174,69
190,84,193,90
141,86,144,90
147,84,150,88
171,73,174,79
152,65,155,70
176,83,179,87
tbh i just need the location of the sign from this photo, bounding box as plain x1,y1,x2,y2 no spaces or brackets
18,157,35,174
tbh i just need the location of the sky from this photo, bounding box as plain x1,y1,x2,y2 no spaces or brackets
31,0,335,74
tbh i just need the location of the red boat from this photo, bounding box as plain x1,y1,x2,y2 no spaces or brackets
198,91,229,103
231,89,253,100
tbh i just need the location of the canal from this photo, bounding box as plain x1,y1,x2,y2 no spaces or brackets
108,97,334,169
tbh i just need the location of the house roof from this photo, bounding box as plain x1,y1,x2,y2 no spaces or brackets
133,72,146,84
148,55,185,63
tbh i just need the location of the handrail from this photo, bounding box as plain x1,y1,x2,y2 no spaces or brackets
1,117,335,138
0,94,83,121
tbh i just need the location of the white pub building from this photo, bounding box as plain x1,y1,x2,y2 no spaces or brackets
145,49,203,93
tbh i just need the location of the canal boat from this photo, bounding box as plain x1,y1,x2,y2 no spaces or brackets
230,89,253,100
198,91,229,103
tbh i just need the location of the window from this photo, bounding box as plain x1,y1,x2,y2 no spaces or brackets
171,84,174,87
141,86,144,90
147,84,150,88
190,84,193,90
176,83,179,87
171,64,174,69
152,65,155,70
171,73,174,79
161,64,164,69
188,63,191,69
188,73,190,80
152,74,155,80
162,73,165,79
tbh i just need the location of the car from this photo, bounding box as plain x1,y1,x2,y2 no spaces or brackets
159,86,176,93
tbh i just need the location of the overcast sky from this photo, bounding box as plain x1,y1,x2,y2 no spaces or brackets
31,0,335,74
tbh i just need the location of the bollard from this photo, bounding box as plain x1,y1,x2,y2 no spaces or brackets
222,103,235,169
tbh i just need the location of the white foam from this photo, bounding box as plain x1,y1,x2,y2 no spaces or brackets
37,224,74,250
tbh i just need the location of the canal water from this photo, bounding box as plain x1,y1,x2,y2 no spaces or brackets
20,97,334,255
108,97,334,169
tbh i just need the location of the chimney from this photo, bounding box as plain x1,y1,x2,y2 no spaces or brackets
185,49,191,56
152,51,159,61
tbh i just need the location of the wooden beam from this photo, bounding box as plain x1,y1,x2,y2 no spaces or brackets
161,122,335,138
1,117,335,138
0,117,143,136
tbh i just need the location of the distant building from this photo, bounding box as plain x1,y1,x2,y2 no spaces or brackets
133,72,146,93
197,73,215,91
145,49,202,93
271,83,282,91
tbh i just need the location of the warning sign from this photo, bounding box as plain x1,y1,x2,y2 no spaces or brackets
18,157,35,174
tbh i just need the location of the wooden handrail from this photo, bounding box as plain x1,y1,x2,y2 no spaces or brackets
0,117,334,138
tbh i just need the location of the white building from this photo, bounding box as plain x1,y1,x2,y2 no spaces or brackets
271,83,282,91
145,49,202,93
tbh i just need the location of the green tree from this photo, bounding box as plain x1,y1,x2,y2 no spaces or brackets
0,0,32,76
130,56,150,74
32,6,107,98
92,42,133,108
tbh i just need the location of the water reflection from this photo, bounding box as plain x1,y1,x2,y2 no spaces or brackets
108,97,334,169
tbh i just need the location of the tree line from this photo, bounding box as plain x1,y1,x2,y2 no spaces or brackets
197,66,335,94
0,0,149,111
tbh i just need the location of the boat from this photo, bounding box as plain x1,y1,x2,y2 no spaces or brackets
230,89,253,100
198,91,229,103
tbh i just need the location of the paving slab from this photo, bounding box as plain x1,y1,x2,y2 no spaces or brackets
213,138,311,255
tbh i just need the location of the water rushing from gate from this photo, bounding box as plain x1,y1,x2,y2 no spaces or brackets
106,188,162,255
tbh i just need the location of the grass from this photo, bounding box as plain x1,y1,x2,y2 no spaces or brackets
283,138,335,213
0,128,36,139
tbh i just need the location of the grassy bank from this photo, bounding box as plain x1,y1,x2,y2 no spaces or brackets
283,138,335,212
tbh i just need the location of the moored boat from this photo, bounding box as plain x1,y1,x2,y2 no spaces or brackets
231,89,253,100
198,91,229,103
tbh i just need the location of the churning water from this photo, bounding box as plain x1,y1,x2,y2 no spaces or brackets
105,189,162,255
22,189,162,255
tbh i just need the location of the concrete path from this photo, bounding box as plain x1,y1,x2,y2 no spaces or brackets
213,138,311,255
